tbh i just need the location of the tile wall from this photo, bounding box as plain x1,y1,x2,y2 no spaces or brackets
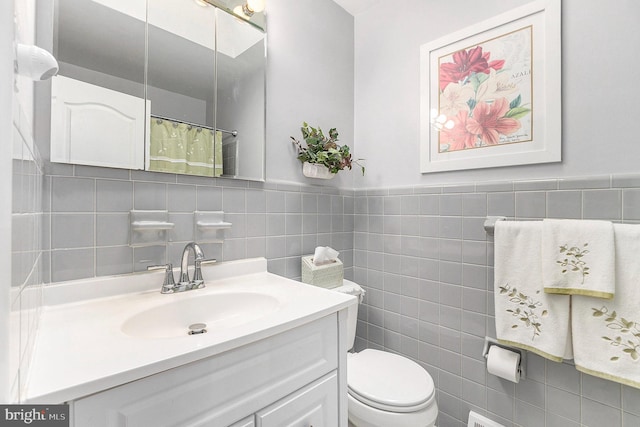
43,164,355,284
11,106,44,401
42,166,640,426
351,175,640,427
7,0,44,403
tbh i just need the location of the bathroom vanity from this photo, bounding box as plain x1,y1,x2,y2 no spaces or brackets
24,258,354,427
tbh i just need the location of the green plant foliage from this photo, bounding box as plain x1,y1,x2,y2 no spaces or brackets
290,122,365,175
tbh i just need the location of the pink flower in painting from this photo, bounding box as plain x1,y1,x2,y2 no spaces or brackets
465,98,521,145
440,110,477,151
439,46,505,91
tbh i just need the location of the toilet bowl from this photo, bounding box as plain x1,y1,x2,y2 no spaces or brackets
334,280,438,427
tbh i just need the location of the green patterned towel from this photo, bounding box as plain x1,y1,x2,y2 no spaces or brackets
148,119,223,177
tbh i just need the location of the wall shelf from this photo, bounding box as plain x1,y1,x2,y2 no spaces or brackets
196,221,232,230
131,221,175,231
195,211,232,243
130,210,175,247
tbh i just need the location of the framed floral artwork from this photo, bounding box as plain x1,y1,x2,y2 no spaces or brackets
420,0,561,173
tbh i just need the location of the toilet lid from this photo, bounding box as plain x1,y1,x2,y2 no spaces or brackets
347,349,435,413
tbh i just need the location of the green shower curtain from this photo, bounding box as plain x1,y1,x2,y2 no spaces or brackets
148,119,223,177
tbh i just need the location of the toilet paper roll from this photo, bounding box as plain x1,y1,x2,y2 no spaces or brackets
487,345,521,383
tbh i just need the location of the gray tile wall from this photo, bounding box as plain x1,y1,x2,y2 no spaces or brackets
352,176,640,427
43,164,354,284
41,166,640,426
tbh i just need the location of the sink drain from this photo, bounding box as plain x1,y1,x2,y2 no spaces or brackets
188,323,207,335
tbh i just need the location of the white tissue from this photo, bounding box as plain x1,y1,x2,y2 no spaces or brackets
313,246,339,266
486,345,521,383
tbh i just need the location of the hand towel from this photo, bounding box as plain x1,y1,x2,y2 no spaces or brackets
572,224,640,388
494,221,571,362
542,219,615,299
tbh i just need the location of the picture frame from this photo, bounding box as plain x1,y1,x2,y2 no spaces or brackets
420,0,561,173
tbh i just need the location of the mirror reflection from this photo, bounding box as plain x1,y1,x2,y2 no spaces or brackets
49,0,266,181
51,0,147,169
216,9,266,178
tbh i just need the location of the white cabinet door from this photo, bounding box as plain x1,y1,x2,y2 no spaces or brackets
229,416,254,427
256,372,338,427
50,75,146,170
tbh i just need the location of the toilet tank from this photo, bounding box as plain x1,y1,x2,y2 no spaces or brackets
333,279,365,350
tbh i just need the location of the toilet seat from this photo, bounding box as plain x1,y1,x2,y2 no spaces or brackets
347,349,435,413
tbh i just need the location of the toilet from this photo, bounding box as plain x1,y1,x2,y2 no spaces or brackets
334,279,438,427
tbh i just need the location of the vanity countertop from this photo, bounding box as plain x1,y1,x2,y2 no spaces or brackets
24,258,355,403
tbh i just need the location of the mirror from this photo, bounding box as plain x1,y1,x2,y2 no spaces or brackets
49,0,266,181
50,0,147,170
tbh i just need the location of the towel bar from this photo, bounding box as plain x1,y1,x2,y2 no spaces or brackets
483,216,507,235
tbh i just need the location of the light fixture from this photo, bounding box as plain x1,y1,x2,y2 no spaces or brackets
235,0,265,17
233,4,248,18
15,43,59,81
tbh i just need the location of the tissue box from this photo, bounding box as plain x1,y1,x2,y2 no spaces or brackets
301,255,343,288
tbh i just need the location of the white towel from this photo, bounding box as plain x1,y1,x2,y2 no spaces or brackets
573,224,640,388
542,219,615,299
494,221,572,362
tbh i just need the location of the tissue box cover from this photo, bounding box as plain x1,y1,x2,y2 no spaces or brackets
301,255,343,288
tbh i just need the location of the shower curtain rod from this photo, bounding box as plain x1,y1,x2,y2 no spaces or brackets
151,114,238,137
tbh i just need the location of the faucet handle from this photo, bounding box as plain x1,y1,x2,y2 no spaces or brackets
192,258,216,289
148,263,176,293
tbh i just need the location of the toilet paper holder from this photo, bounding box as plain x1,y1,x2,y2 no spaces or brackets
482,337,527,380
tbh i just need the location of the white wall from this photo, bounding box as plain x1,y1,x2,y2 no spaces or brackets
265,0,355,188
354,0,640,188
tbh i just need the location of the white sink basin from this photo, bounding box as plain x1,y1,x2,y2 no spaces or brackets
121,292,282,338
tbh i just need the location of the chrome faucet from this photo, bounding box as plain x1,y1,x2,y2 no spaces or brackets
147,242,216,294
179,242,206,290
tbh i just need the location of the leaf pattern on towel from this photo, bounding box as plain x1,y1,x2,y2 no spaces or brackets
499,284,548,341
557,243,590,284
593,306,640,362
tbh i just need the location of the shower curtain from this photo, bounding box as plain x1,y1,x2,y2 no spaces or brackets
148,119,223,177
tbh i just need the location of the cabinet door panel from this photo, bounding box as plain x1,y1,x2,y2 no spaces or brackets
50,75,146,170
256,372,338,427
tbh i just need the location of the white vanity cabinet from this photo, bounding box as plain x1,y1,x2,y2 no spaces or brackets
69,313,346,427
